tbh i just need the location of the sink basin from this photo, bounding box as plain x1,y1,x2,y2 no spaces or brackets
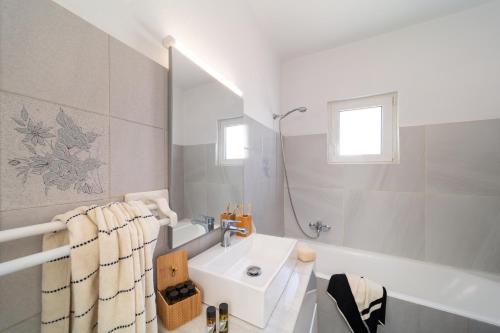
188,233,297,328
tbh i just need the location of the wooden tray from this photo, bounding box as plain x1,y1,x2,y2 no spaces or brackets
156,250,202,330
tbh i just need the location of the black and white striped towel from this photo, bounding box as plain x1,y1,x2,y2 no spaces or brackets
41,201,159,333
327,273,387,333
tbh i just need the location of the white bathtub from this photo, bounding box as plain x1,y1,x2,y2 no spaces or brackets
305,241,500,327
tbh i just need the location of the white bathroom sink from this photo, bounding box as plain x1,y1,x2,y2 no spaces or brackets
188,233,297,328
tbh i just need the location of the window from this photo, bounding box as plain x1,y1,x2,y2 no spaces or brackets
327,92,399,164
217,116,247,165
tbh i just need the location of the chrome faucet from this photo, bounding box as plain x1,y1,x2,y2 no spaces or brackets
221,219,248,247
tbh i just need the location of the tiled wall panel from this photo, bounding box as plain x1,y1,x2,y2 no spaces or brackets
284,121,500,275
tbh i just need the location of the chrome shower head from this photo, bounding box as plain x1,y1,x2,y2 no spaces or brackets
273,107,308,120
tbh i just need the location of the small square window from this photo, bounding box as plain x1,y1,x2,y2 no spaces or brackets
217,117,247,165
328,92,399,164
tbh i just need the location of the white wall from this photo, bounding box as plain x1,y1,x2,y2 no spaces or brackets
173,81,243,146
52,0,280,130
281,1,500,136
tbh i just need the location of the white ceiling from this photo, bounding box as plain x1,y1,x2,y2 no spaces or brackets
245,0,493,60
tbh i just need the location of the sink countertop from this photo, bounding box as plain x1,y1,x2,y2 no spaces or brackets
158,259,315,333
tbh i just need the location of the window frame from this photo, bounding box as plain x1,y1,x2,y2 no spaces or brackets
327,92,399,164
217,116,247,166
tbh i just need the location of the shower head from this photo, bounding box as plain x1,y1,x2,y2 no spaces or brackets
273,107,307,120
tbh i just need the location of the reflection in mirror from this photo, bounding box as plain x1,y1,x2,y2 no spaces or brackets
168,47,245,249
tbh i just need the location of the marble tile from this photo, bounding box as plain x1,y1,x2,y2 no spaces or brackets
243,116,284,236
418,306,467,333
467,320,500,333
283,134,344,189
0,92,109,210
426,193,500,274
245,178,283,236
2,313,40,333
342,126,425,192
182,182,207,219
206,182,242,220
426,119,500,196
182,144,207,183
379,297,422,333
206,143,244,186
284,186,343,245
0,0,109,114
110,37,167,128
343,190,425,259
110,118,166,196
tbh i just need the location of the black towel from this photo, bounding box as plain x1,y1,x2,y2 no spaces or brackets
327,273,386,333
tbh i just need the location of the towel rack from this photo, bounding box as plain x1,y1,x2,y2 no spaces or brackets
0,190,177,277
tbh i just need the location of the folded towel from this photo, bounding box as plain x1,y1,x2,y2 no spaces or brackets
327,273,386,333
41,201,159,333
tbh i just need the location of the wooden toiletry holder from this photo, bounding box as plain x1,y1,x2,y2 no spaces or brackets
156,250,202,330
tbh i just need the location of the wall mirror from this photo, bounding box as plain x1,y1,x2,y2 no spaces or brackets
168,47,245,249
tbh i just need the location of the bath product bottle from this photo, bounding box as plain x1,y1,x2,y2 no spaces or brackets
220,203,235,224
219,303,229,333
166,290,179,305
207,306,217,333
236,203,252,237
187,284,196,297
179,287,189,301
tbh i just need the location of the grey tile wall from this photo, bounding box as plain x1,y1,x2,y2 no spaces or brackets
343,190,425,259
178,143,244,221
109,117,166,196
284,120,500,275
284,186,343,245
244,116,285,236
427,119,500,196
110,37,167,128
0,0,169,331
0,0,109,115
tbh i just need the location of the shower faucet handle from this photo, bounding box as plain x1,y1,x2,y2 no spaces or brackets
308,221,331,235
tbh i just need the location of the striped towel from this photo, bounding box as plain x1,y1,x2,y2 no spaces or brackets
41,201,159,333
327,273,387,333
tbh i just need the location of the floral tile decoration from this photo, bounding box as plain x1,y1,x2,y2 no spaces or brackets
0,91,109,210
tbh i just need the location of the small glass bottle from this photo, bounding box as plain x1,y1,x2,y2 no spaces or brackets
219,303,228,333
207,306,216,333
179,287,189,301
166,290,179,305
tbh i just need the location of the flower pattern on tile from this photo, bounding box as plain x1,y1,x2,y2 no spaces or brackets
8,106,104,195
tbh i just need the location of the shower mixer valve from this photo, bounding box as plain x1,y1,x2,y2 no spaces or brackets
308,221,331,236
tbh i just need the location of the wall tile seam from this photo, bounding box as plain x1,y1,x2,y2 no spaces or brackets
424,125,429,263
284,184,426,195
282,118,500,137
0,89,110,119
108,35,112,200
0,197,123,215
0,89,166,130
0,312,40,333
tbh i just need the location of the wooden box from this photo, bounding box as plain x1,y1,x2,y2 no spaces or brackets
156,250,202,330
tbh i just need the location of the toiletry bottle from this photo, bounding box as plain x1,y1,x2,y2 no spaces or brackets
167,290,179,305
220,203,234,225
219,303,229,333
236,203,252,237
207,306,216,333
179,287,189,301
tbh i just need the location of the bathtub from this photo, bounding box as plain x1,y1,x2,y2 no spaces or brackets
304,241,500,329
